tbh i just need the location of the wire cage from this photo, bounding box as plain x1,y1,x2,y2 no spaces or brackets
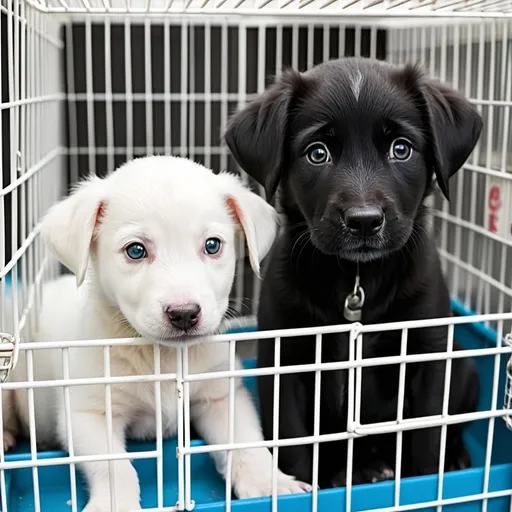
1,0,512,511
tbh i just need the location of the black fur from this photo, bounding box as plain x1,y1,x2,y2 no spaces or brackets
225,58,482,488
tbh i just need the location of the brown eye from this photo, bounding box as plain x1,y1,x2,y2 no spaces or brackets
306,142,331,165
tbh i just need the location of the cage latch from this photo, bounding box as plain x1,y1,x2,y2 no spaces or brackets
504,333,512,431
0,333,19,383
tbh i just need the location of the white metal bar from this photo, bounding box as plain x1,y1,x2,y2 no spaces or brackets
105,18,115,173
482,320,504,512
312,333,322,512
292,24,299,68
103,345,117,511
271,336,281,512
483,22,497,323
125,18,134,162
188,25,195,160
220,22,228,172
176,346,185,511
180,20,188,158
307,24,314,68
0,387,8,512
164,18,171,154
85,19,96,176
62,348,78,512
225,339,237,512
394,328,408,508
0,450,161,471
153,345,164,509
145,19,153,156
345,327,358,512
436,324,454,512
354,24,361,56
6,309,512,351
234,23,247,314
465,23,484,311
26,350,41,511
178,406,512,457
451,23,464,297
204,22,211,168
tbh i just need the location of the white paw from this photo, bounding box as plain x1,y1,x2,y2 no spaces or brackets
235,469,312,499
3,430,16,452
82,499,141,512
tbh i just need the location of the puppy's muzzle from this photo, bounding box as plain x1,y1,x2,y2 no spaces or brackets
166,304,201,331
344,206,384,238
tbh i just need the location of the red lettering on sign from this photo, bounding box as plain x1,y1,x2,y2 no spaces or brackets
488,185,501,233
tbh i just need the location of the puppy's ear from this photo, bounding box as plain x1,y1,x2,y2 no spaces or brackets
404,65,483,200
224,69,303,202
219,173,279,277
41,177,106,287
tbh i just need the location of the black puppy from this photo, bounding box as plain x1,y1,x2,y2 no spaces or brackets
225,58,482,489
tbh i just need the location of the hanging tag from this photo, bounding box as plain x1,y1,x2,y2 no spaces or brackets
343,275,365,322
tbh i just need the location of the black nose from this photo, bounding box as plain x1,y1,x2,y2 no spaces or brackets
344,206,384,237
167,304,201,331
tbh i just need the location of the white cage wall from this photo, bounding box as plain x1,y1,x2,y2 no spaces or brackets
1,3,512,512
4,13,512,325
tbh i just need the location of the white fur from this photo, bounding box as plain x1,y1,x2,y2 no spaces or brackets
350,69,363,102
4,156,310,511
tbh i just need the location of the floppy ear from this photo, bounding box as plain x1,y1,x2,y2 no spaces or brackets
41,177,106,287
224,69,303,202
218,173,279,277
405,65,483,201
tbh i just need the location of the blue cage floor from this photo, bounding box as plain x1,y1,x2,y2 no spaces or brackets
1,299,511,511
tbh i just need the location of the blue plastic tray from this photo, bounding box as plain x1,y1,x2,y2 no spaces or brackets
1,288,511,511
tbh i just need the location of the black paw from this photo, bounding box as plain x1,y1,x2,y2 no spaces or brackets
446,447,471,472
331,460,395,487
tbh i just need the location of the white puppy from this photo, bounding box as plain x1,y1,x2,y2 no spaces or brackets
4,156,310,512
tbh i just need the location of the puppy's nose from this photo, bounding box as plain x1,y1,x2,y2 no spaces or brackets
167,304,201,331
344,206,384,237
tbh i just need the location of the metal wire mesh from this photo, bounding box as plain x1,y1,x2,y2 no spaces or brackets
0,3,511,512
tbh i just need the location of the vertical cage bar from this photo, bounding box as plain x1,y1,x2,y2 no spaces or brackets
63,348,78,512
466,23,484,312
225,339,237,512
125,18,134,162
105,19,115,174
484,22,497,325
66,24,79,183
85,19,96,176
26,349,40,511
204,22,212,169
188,25,195,161
103,345,117,512
153,345,164,509
235,23,247,314
180,20,188,157
145,18,154,156
482,320,505,512
183,345,193,511
394,328,408,508
271,336,281,512
220,22,228,173
176,346,185,511
312,333,323,512
345,327,358,512
164,18,171,155
436,324,454,512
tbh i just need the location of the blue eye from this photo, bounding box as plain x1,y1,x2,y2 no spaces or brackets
205,238,222,255
125,243,147,260
390,138,413,161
